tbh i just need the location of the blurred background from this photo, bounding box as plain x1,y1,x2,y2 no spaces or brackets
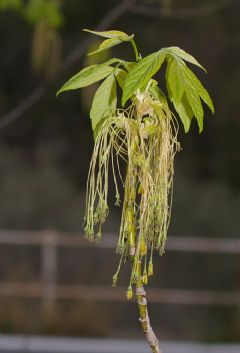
0,0,239,350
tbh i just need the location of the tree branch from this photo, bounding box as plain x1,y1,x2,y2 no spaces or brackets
130,0,236,19
136,281,163,353
0,0,137,131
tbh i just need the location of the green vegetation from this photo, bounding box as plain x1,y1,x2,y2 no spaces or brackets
0,0,63,75
58,29,214,353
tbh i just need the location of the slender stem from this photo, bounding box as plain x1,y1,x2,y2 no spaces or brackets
136,279,162,353
130,38,140,61
125,168,136,257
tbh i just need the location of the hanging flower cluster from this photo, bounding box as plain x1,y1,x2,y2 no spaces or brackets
84,87,180,294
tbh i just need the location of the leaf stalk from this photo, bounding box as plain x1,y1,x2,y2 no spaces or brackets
130,38,140,61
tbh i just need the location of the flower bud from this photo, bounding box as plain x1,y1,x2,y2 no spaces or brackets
126,285,133,300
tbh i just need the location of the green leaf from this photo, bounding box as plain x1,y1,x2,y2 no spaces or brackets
165,46,206,72
166,65,193,132
122,50,166,106
57,65,112,95
90,74,117,138
166,58,214,132
174,94,194,133
184,66,214,113
83,29,132,40
122,61,136,72
149,80,167,103
185,85,203,132
167,59,185,102
87,30,134,56
114,68,127,89
57,58,121,95
88,37,125,56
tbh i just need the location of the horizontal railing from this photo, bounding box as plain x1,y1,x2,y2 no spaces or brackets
0,229,239,253
0,229,239,306
0,282,239,306
0,335,240,353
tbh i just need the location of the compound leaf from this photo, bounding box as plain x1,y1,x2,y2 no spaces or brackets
114,68,127,89
149,80,167,103
90,74,117,137
173,94,194,133
83,29,132,40
122,50,166,105
186,68,214,113
88,37,132,56
57,58,121,95
167,59,185,103
166,46,206,71
57,29,214,135
122,61,136,72
166,58,214,133
87,30,134,56
185,86,203,132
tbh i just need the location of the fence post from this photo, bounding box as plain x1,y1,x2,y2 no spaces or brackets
41,231,57,307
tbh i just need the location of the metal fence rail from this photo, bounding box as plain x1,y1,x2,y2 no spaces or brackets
0,282,240,306
0,335,239,353
0,229,239,306
0,229,240,253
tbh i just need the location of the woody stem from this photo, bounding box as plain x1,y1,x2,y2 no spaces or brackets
136,279,163,353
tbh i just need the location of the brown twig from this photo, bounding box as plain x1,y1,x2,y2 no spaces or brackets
136,280,163,353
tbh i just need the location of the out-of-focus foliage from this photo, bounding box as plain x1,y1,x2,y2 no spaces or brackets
0,0,63,75
140,0,172,7
23,0,63,28
31,20,62,76
161,0,172,9
0,0,63,26
0,0,22,10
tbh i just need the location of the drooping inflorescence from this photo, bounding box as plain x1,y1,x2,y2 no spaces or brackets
57,29,214,299
84,84,180,292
